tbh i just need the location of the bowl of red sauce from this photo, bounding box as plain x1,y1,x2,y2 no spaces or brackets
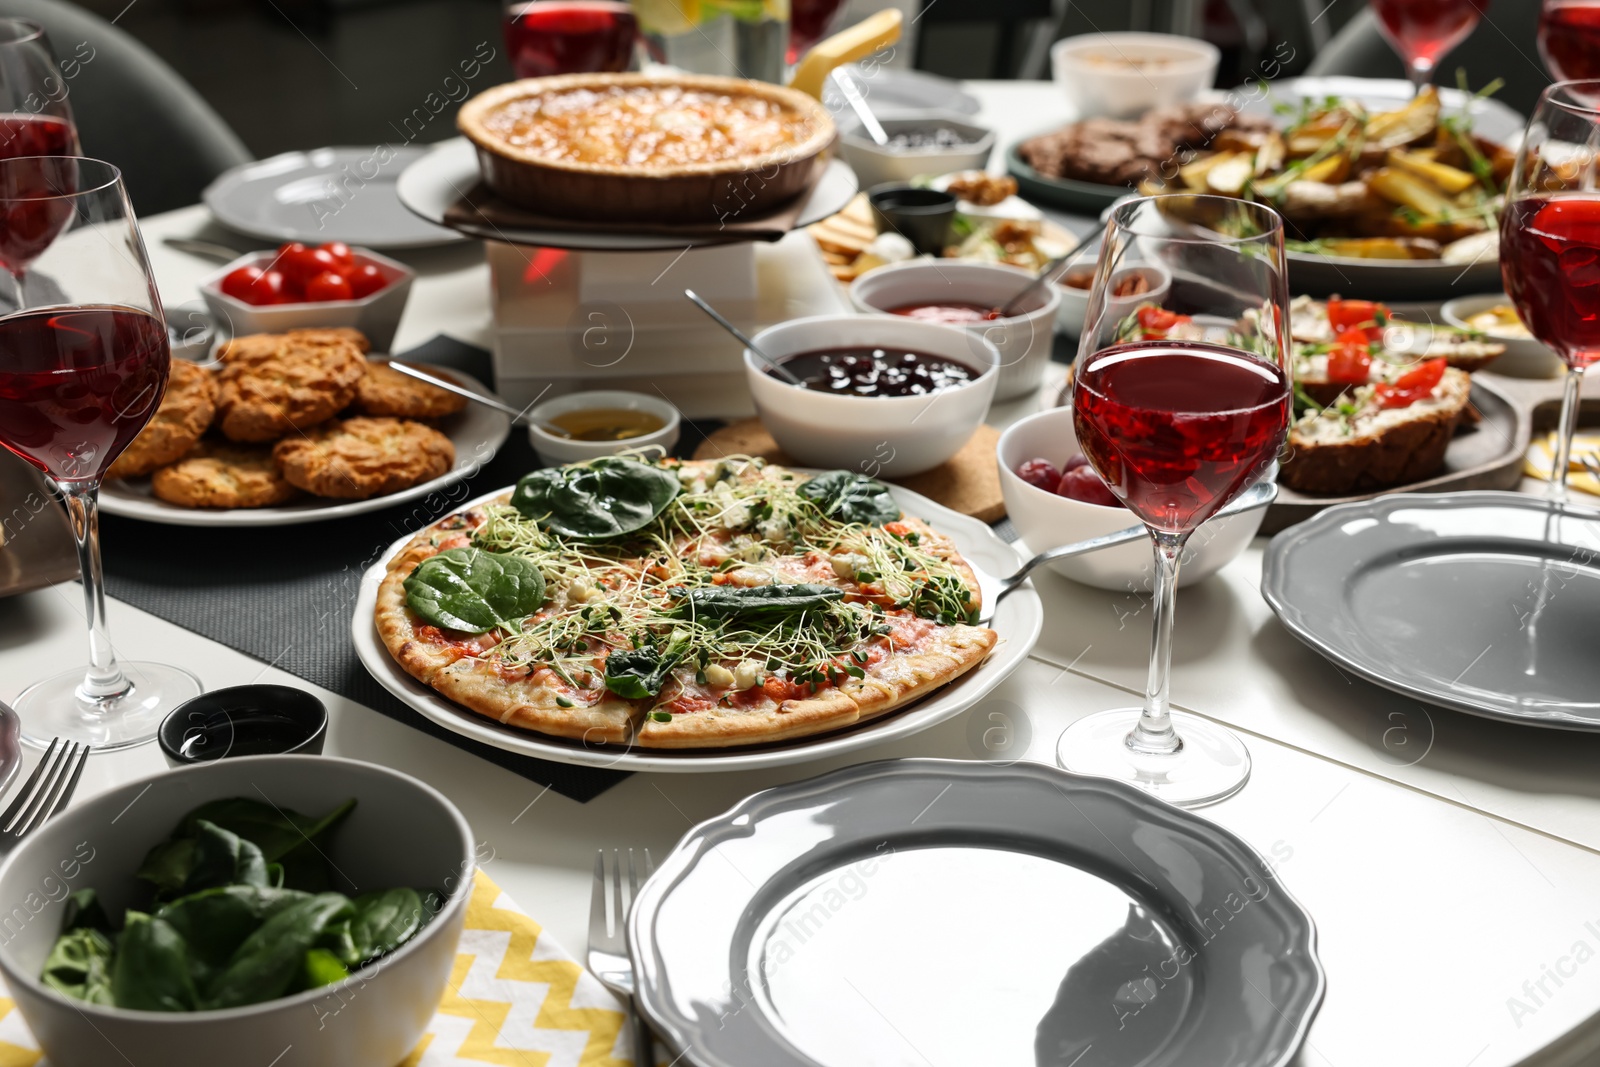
744,314,1000,476
849,260,1061,401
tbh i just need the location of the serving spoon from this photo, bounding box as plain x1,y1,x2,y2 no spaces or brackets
683,289,807,386
385,360,556,430
831,68,889,145
993,220,1109,319
971,480,1279,625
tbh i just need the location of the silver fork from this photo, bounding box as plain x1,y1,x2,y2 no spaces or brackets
589,848,656,1066
972,479,1279,624
0,739,88,851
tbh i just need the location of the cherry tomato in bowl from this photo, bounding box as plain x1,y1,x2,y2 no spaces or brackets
201,244,412,351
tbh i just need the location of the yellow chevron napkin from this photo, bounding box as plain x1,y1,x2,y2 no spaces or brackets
1524,431,1600,497
0,871,644,1067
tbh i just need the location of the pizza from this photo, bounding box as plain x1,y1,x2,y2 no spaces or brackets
374,456,999,749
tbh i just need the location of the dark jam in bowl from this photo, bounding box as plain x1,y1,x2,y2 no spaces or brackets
771,347,981,397
888,301,1004,325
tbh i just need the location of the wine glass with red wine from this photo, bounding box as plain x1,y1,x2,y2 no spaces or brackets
1501,81,1600,499
1058,195,1292,808
1370,0,1488,91
0,157,200,749
0,19,78,163
1541,2,1600,81
503,0,639,77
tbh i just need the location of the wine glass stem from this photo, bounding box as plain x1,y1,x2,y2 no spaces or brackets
1408,59,1431,94
60,480,127,701
1128,530,1186,756
1549,366,1585,501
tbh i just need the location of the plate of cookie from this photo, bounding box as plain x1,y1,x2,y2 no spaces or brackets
99,327,512,527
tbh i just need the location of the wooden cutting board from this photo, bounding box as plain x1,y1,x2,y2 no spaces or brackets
693,419,1006,523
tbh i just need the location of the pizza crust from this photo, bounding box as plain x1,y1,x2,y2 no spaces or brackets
636,690,860,748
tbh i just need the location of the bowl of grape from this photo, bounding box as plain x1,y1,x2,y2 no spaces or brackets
996,405,1265,591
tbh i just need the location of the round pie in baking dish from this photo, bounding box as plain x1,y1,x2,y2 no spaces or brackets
457,73,836,223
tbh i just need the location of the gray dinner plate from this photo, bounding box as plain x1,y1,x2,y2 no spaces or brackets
1263,492,1600,729
630,758,1325,1067
203,145,466,249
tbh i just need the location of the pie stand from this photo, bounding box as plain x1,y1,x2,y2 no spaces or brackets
395,137,859,417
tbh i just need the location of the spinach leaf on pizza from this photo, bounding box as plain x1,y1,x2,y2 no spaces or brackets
403,547,545,633
511,457,679,540
796,470,901,526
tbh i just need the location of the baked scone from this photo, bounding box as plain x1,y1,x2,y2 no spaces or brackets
106,360,217,479
272,417,454,499
215,331,367,442
354,362,468,419
151,442,300,508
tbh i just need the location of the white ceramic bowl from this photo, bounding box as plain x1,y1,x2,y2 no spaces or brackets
0,755,473,1067
526,389,682,467
745,314,1000,477
838,112,996,191
849,259,1060,400
1054,261,1173,339
1441,293,1566,379
199,247,415,352
996,406,1264,590
1050,33,1220,120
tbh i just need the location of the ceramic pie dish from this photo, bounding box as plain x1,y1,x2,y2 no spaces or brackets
456,73,836,223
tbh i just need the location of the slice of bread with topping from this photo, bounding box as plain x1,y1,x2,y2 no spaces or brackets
1282,366,1472,494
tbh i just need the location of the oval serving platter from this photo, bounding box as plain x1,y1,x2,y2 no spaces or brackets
630,758,1326,1067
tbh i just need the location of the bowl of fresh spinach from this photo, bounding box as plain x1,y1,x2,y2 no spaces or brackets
0,755,474,1067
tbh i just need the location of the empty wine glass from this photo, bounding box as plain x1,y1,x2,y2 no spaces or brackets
1056,195,1292,808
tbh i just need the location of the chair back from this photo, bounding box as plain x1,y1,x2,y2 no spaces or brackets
2,0,250,215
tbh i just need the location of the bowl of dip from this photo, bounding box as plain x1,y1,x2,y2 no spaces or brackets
1050,32,1219,119
744,315,1000,476
1441,294,1565,378
526,389,681,466
850,259,1059,400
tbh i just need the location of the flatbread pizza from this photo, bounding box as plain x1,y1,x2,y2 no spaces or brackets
375,456,998,749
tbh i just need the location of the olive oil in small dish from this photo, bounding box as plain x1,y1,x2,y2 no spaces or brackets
544,408,667,442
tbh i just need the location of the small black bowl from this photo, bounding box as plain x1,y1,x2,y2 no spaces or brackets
866,183,957,256
158,685,328,769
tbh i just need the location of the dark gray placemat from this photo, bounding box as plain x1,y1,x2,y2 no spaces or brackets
100,336,642,802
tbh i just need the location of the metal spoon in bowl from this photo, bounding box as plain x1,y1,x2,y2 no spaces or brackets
994,220,1109,320
683,289,807,387
971,479,1279,625
386,361,553,429
831,68,889,146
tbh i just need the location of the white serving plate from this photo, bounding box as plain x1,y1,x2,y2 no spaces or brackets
351,481,1044,772
100,365,511,527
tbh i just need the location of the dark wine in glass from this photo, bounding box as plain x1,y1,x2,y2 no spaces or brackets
0,157,199,749
1540,1,1600,81
1370,0,1487,90
503,0,639,77
1058,195,1292,808
1501,81,1600,497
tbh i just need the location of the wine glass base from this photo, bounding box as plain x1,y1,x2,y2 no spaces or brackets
13,662,201,751
1055,708,1251,809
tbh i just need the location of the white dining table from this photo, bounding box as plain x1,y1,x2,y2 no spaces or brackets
4,80,1600,1067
